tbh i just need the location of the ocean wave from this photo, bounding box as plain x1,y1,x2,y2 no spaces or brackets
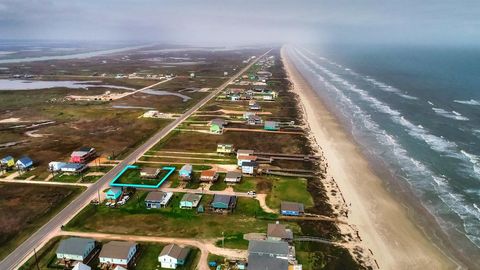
290,47,480,248
432,107,469,121
454,99,480,106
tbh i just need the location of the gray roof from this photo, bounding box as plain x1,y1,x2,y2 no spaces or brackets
145,191,166,202
281,201,304,213
159,244,189,260
225,171,242,179
211,118,226,126
248,240,289,257
248,254,288,270
212,194,236,206
181,193,202,203
56,237,95,256
141,167,160,175
99,241,136,260
242,161,258,167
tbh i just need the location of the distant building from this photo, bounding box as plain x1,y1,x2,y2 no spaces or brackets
199,170,219,182
225,171,242,183
49,162,87,174
140,167,161,179
179,164,193,180
70,147,96,163
267,222,293,242
217,144,234,154
145,191,173,209
0,156,15,168
280,201,305,216
241,161,258,175
247,115,262,125
99,241,137,267
264,121,280,131
211,194,237,212
158,244,190,269
237,155,257,166
16,156,33,170
56,237,96,263
180,193,202,209
210,119,227,134
106,187,123,202
236,150,254,159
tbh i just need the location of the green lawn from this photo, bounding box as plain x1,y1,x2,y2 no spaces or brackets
81,175,103,183
209,174,227,191
207,254,226,269
266,176,314,210
13,170,37,180
232,177,256,192
52,173,83,183
65,192,286,242
214,232,249,249
115,167,165,186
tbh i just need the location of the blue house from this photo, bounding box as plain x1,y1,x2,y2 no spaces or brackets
179,164,193,180
241,161,258,175
16,156,33,170
106,187,123,201
280,201,304,216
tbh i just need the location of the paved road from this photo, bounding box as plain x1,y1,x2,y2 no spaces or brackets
0,49,271,270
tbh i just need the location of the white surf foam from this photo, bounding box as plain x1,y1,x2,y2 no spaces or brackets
432,107,469,121
454,99,480,106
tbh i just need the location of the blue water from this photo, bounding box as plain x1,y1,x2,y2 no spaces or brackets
287,44,480,264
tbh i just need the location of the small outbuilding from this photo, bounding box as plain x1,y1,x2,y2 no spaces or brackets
264,121,280,131
280,201,305,216
217,144,234,154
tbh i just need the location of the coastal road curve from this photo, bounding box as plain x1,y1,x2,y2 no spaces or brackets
0,49,271,270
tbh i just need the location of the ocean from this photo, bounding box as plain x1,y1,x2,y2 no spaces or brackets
287,44,480,265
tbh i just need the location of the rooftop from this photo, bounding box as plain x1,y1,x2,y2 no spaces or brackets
56,237,95,256
281,201,304,213
159,244,189,260
99,241,136,260
248,240,289,257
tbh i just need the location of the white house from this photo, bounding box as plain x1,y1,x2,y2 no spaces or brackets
56,237,95,262
99,241,137,267
158,244,190,269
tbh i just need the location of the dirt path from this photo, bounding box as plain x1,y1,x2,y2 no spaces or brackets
0,178,91,187
58,231,247,270
255,194,276,213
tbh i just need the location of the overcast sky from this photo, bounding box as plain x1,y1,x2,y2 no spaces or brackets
0,0,479,45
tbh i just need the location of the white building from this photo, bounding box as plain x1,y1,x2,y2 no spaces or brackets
99,241,137,267
158,244,190,269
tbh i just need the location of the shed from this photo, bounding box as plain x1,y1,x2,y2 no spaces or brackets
225,171,242,183
180,193,203,209
280,201,305,216
16,156,33,170
56,237,96,262
158,244,190,269
179,164,193,180
99,241,137,266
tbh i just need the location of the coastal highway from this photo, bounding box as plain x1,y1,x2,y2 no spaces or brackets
0,48,271,270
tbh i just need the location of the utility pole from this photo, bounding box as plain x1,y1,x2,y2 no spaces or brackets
33,247,40,270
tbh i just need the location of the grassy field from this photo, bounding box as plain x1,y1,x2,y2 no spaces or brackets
64,191,297,242
0,184,83,260
114,167,167,186
266,176,314,210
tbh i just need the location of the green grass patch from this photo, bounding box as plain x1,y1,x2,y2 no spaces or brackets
215,232,248,250
232,177,256,192
52,173,83,183
266,176,314,210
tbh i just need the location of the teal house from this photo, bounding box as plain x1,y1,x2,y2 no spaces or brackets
264,121,280,131
180,193,202,209
179,164,193,180
106,187,122,201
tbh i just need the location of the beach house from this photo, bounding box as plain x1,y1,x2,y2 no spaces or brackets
70,147,96,163
247,115,262,125
99,241,137,267
237,155,257,166
158,244,190,269
72,262,91,270
56,237,96,263
145,191,173,209
241,161,258,175
179,164,193,180
199,169,219,182
16,156,33,171
0,156,15,168
225,171,242,183
211,194,237,213
247,240,289,270
280,201,305,216
140,167,161,179
267,222,293,242
210,118,227,134
180,193,202,209
106,187,123,202
60,163,87,174
236,149,254,159
264,121,280,131
217,143,234,154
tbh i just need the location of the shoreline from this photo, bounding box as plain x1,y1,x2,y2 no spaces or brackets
281,46,460,269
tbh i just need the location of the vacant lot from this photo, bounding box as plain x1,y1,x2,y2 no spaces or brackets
266,176,314,210
0,183,83,260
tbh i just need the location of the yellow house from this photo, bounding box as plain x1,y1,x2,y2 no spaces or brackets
1,156,15,168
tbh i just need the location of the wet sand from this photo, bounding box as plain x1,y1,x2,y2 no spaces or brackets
281,46,460,270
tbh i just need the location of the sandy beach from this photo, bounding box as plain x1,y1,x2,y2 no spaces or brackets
281,46,460,270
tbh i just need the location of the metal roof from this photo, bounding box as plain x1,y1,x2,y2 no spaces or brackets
159,244,189,260
248,240,289,257
247,254,289,270
56,237,95,257
99,241,136,260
